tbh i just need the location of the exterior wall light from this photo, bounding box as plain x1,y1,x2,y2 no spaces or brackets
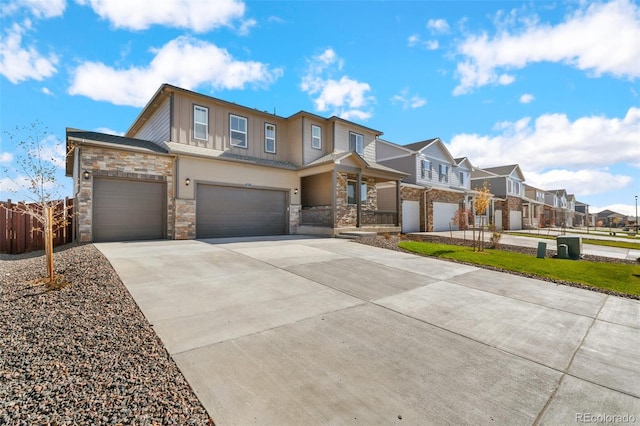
294,188,298,195
185,178,191,186
83,170,90,180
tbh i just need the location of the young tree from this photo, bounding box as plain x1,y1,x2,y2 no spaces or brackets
2,121,70,285
473,181,492,251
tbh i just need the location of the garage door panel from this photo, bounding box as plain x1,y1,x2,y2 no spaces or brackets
197,185,287,238
509,211,522,230
433,202,459,232
94,178,165,242
402,201,420,233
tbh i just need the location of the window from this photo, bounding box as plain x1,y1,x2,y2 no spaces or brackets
438,164,448,183
230,114,247,148
508,180,513,193
420,159,431,179
311,125,322,149
193,105,208,140
347,181,367,205
265,123,276,153
459,172,465,185
349,132,364,155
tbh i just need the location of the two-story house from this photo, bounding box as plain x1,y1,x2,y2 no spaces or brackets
376,138,474,232
523,184,546,228
66,84,405,242
470,164,525,230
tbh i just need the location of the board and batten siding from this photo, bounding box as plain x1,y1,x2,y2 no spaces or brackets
333,122,377,163
302,118,328,165
135,97,171,144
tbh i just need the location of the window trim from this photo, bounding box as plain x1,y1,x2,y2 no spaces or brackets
438,164,448,183
420,159,432,179
459,171,465,185
349,131,364,155
193,105,208,141
230,114,248,148
311,125,322,150
264,122,276,154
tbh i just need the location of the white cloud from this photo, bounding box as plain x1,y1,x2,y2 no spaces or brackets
69,36,283,107
407,34,439,50
524,169,633,196
0,21,58,83
454,0,640,95
238,18,257,36
1,0,66,18
519,93,535,103
427,18,450,34
590,203,637,216
0,152,13,163
391,88,426,109
95,127,124,136
301,48,374,121
76,0,245,32
448,107,640,195
41,87,53,95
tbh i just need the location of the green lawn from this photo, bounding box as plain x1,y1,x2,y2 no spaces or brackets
398,241,640,297
506,232,640,250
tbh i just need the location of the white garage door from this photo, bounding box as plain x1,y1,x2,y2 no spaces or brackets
509,211,522,230
402,200,420,233
196,184,287,238
433,202,459,232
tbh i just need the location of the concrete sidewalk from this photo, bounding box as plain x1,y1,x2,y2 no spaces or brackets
414,230,640,261
97,237,640,425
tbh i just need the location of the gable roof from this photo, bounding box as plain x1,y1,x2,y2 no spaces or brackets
303,151,407,178
402,138,439,152
477,164,526,181
454,157,473,169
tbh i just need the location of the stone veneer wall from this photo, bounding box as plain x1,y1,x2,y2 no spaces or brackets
289,204,301,234
335,172,378,228
174,199,195,239
425,189,465,232
77,146,174,242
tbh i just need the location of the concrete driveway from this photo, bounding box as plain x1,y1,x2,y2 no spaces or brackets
96,237,640,425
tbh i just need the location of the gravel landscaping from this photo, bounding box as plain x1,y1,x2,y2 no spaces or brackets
0,244,213,425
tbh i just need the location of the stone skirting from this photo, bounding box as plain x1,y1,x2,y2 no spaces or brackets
174,199,196,239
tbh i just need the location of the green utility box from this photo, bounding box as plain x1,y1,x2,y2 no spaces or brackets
536,242,547,258
556,236,582,260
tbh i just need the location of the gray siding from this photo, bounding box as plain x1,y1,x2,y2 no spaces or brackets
379,156,416,184
472,176,505,196
136,97,170,144
376,141,408,160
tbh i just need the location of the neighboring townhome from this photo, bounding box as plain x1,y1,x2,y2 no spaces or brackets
66,83,406,242
574,200,591,227
470,164,526,230
523,184,546,228
376,138,474,232
545,189,571,227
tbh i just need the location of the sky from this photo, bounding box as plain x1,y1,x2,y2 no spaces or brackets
1,0,639,216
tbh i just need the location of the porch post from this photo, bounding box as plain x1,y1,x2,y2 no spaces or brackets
331,169,337,229
356,172,362,228
395,180,401,226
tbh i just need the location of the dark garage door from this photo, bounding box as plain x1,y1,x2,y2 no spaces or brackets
93,178,165,242
196,184,287,238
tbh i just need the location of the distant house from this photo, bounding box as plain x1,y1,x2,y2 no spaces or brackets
595,209,627,228
523,184,546,228
470,164,525,230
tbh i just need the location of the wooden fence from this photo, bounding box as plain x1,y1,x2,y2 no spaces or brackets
0,199,74,255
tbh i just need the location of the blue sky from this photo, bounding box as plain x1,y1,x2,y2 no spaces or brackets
1,0,639,215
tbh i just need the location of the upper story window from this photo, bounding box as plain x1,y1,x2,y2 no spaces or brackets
230,114,247,148
265,123,276,153
347,180,367,205
349,132,364,155
194,105,208,140
536,191,544,202
311,125,322,149
508,179,521,195
459,172,466,185
420,159,431,179
438,164,448,183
